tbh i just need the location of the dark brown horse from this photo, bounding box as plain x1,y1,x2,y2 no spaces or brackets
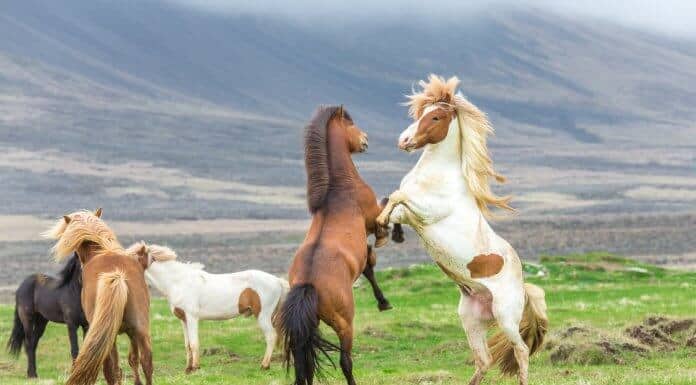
6,253,88,378
43,209,153,385
281,105,395,385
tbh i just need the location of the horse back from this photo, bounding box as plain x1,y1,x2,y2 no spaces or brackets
81,252,150,332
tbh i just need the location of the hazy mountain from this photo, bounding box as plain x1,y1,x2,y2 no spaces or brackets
1,0,695,221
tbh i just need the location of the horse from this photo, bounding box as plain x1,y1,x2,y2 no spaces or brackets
376,75,548,385
42,208,153,385
6,253,88,378
280,105,395,385
132,242,290,373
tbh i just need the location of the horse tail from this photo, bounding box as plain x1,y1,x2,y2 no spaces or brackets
271,278,290,346
6,306,24,357
280,283,339,385
67,270,128,385
489,282,548,376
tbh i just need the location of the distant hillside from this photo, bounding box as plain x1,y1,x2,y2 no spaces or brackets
1,0,695,221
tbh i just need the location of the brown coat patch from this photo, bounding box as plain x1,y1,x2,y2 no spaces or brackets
238,287,261,318
467,254,504,278
173,307,186,322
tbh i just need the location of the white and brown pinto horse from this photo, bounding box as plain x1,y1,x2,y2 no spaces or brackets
377,75,548,385
133,243,289,373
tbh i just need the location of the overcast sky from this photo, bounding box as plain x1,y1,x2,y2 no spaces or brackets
165,0,696,38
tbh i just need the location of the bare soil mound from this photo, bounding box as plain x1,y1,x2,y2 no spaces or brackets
547,317,695,365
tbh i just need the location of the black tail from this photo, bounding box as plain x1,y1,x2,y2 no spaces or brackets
7,306,24,357
281,284,339,385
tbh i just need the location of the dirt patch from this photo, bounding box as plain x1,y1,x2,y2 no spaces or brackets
361,326,395,340
406,370,454,384
549,317,696,366
202,346,241,361
625,317,695,350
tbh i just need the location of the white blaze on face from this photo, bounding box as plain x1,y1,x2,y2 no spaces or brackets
398,104,439,152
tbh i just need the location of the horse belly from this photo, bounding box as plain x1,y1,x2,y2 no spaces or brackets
420,222,477,272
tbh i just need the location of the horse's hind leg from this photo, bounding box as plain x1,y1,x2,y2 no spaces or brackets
362,245,392,311
458,294,491,385
493,292,528,385
137,332,153,385
24,315,47,378
335,320,356,385
128,334,142,385
257,310,276,369
103,344,122,385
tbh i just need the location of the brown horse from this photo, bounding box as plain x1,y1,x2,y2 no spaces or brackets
280,105,394,385
43,209,153,385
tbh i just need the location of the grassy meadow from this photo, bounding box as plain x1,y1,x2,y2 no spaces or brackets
1,253,694,385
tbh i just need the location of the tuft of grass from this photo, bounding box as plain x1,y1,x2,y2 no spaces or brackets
1,253,694,384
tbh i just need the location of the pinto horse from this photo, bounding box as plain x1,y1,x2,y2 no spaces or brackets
281,105,393,385
43,209,153,385
134,242,289,372
6,253,88,378
377,75,548,385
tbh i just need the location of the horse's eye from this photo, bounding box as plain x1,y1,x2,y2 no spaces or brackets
432,116,440,121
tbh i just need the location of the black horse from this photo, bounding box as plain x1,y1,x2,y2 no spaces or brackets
6,253,88,378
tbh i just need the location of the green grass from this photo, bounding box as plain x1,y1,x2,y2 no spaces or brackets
1,253,695,384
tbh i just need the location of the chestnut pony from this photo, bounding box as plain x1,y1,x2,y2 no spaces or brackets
281,105,393,385
43,209,153,385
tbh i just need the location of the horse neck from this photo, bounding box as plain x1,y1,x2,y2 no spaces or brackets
146,261,192,295
326,123,358,193
412,116,482,214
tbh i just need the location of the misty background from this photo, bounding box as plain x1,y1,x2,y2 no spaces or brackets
0,0,695,291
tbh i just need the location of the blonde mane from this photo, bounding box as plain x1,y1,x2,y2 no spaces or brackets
42,210,123,261
406,74,513,217
146,244,179,262
146,244,205,270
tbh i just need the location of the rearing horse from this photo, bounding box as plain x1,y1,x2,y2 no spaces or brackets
281,105,392,385
377,75,548,385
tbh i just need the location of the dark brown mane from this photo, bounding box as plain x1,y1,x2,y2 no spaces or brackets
304,105,352,213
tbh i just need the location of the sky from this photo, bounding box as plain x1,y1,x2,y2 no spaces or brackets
165,0,696,38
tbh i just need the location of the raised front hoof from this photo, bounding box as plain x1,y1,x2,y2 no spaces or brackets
378,301,393,311
185,366,199,374
374,235,389,248
391,225,405,243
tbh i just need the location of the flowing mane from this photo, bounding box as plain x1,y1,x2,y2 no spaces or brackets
42,210,123,261
56,253,82,288
146,244,178,262
304,105,352,212
143,243,205,270
406,74,513,217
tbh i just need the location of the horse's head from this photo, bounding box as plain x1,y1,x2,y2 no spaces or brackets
42,208,118,262
398,102,456,152
330,105,368,153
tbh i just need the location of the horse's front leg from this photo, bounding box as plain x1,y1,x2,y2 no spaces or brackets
376,190,408,227
362,245,392,311
67,323,79,361
377,190,450,227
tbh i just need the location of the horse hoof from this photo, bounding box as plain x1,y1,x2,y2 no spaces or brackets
375,236,388,248
378,302,393,311
260,364,270,370
185,366,198,374
392,224,405,243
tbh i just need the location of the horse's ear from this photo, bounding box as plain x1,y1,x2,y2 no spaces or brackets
63,215,71,224
94,208,103,218
138,244,148,256
337,105,344,119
